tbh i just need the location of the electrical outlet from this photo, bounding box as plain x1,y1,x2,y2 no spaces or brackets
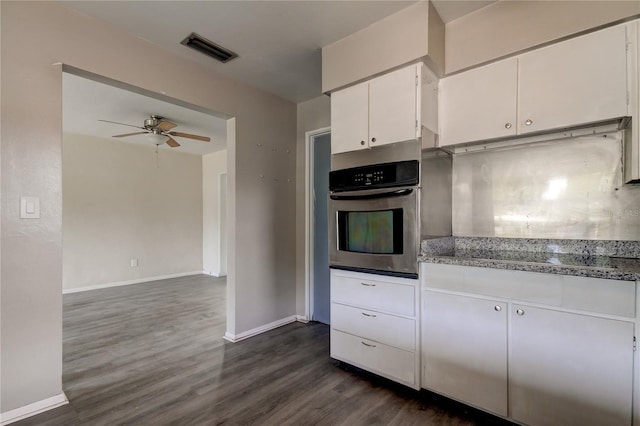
130,258,138,267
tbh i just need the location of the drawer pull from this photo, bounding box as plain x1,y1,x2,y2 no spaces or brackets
360,282,376,287
361,341,377,348
361,312,377,318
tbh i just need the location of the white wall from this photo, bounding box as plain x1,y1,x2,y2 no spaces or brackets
322,2,444,92
1,1,296,414
62,134,203,290
203,149,228,277
295,95,331,317
446,1,640,73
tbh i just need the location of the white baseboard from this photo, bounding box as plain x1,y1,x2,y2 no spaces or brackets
223,315,298,343
62,271,203,294
295,315,310,323
1,392,68,425
203,270,227,278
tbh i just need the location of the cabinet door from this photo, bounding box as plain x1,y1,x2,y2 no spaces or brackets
331,82,369,154
518,24,628,135
369,65,418,148
422,291,508,416
510,304,633,426
439,58,518,146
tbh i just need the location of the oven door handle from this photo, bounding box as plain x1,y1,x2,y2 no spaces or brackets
329,188,413,201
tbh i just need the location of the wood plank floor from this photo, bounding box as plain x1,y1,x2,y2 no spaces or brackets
15,275,512,425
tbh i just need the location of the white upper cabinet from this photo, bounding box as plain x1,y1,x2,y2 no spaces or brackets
368,65,419,149
331,83,369,154
439,58,518,147
518,24,628,135
331,63,431,154
438,23,630,147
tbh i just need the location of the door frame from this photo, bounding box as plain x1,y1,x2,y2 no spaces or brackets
218,172,227,277
305,127,331,322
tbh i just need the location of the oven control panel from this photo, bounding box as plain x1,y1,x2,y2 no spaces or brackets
354,170,385,186
330,160,419,192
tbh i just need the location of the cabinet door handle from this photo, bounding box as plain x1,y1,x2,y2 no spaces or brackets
504,123,512,129
360,140,366,146
360,283,376,287
494,305,502,312
361,312,377,318
371,137,376,143
516,309,525,316
361,341,377,348
525,119,533,126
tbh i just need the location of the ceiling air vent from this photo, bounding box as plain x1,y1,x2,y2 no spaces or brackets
181,32,238,63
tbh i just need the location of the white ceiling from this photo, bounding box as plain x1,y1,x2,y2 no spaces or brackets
60,1,495,154
63,73,228,156
59,1,495,104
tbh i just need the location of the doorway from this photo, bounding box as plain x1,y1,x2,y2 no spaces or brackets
62,70,229,292
307,129,331,324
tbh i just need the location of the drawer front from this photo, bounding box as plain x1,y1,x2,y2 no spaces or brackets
331,329,416,387
331,303,415,351
331,274,415,316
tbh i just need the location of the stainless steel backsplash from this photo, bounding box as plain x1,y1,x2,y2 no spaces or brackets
452,131,640,241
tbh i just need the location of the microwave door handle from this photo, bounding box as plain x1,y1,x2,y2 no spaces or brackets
329,188,413,201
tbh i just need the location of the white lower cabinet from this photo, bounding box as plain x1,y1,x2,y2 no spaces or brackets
421,263,636,426
510,304,634,426
330,269,420,389
422,291,508,416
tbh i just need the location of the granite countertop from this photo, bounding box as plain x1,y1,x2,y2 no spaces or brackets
419,237,640,281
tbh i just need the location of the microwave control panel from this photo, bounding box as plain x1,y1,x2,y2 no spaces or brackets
329,160,419,192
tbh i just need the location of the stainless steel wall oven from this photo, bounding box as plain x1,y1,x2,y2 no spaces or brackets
329,160,419,279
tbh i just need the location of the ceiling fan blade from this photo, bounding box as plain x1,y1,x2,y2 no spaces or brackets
113,132,148,138
165,137,181,148
99,119,144,130
156,120,177,132
168,131,211,142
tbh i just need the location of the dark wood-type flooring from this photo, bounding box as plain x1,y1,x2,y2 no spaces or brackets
15,275,512,425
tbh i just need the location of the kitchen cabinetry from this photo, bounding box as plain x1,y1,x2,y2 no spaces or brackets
439,58,517,146
331,63,437,154
518,24,627,135
330,269,420,389
439,23,629,147
510,304,633,426
421,263,636,425
331,83,369,154
422,290,508,416
626,19,640,183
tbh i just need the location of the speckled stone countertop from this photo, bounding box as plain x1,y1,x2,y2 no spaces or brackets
419,237,640,281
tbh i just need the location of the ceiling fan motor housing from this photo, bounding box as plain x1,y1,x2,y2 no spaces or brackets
144,115,164,130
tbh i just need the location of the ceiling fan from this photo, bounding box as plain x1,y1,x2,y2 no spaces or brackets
99,115,210,148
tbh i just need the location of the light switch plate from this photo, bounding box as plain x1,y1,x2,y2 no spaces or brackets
20,196,40,219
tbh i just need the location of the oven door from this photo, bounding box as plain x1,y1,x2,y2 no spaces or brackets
328,186,418,278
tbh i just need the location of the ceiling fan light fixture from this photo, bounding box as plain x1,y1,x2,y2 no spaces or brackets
181,32,238,63
145,132,167,145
